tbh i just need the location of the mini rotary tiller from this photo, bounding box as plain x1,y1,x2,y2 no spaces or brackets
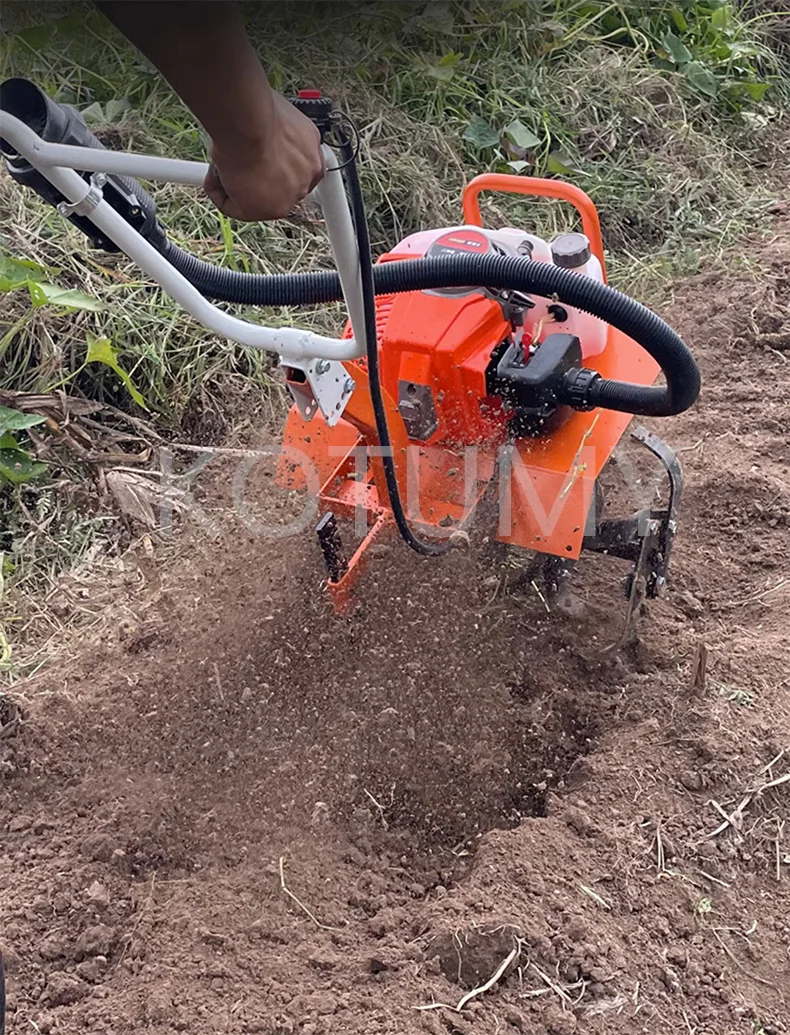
0,82,700,628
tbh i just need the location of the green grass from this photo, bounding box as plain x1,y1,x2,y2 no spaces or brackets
0,0,789,610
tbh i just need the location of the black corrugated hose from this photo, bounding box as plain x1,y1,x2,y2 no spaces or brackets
1,76,700,419
162,239,700,419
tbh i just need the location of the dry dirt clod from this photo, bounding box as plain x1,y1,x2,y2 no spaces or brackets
75,923,117,959
680,770,704,791
41,971,90,1006
80,831,119,862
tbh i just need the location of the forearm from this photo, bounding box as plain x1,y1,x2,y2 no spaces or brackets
97,1,275,149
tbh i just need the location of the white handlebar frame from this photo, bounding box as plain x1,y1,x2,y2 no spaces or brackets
0,111,366,366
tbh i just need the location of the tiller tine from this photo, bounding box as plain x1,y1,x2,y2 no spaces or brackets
583,424,683,647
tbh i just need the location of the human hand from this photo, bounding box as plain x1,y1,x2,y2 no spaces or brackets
204,93,326,221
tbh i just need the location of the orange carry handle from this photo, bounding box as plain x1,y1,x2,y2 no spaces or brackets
462,173,607,282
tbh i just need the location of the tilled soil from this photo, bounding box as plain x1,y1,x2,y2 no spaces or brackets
2,208,790,1035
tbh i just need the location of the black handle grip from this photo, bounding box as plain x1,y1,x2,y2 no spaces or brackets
0,77,166,253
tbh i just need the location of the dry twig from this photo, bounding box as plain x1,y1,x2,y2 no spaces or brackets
415,947,519,1013
278,856,339,932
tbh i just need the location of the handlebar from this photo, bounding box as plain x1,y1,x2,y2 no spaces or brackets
0,78,701,421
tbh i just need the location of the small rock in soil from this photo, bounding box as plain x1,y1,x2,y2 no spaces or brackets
85,880,111,911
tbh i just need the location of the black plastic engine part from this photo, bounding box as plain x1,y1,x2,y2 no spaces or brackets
491,332,583,436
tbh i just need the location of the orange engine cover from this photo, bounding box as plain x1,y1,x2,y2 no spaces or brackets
343,233,515,451
377,287,511,447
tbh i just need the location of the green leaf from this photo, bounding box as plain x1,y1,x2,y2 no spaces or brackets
0,406,46,434
742,81,770,101
670,8,688,32
506,160,530,174
80,101,107,125
15,22,55,51
104,97,131,122
546,150,581,176
662,31,693,66
463,115,500,150
0,439,47,484
684,61,718,98
504,120,541,150
27,281,104,311
85,334,147,409
710,5,732,32
0,256,46,292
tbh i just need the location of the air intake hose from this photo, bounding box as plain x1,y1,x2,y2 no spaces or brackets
161,244,699,418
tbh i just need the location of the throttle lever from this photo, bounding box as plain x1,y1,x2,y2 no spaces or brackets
291,89,333,136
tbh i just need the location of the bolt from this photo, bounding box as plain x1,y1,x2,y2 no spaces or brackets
315,359,331,375
92,172,107,189
56,202,69,217
342,377,355,396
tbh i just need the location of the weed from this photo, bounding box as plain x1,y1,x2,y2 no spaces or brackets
716,681,757,706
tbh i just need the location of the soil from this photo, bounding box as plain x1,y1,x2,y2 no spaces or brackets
3,207,790,1035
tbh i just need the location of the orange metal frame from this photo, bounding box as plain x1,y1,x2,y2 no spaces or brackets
278,176,659,611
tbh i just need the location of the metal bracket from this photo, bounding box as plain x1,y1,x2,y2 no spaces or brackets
56,171,106,218
282,357,355,426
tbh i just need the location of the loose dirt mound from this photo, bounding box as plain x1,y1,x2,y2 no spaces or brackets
3,210,790,1035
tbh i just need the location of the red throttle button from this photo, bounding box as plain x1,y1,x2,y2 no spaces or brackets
292,90,332,130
